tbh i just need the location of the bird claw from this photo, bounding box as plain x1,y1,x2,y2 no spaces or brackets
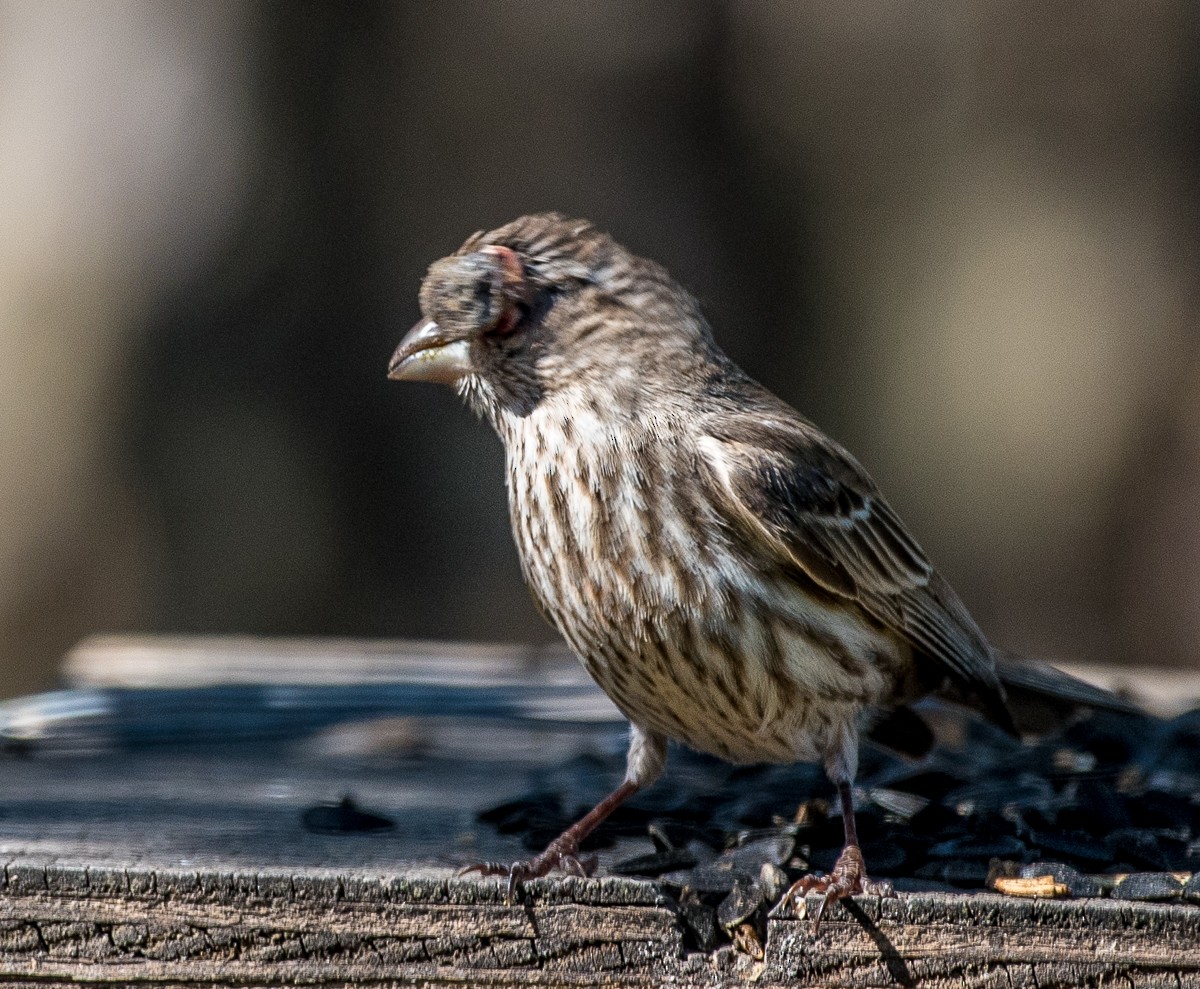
781,844,889,932
459,840,598,904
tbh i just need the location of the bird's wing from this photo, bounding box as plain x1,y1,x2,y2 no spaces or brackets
697,417,1004,708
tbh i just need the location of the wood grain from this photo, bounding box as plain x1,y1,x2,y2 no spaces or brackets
0,862,1198,986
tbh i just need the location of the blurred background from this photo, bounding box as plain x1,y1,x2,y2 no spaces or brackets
0,0,1197,698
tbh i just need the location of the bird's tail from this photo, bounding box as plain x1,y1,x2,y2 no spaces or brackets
993,649,1141,733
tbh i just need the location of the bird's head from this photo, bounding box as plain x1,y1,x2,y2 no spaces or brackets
388,213,716,421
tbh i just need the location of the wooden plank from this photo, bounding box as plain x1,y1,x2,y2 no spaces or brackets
0,862,690,987
769,893,1200,987
0,635,1197,986
0,862,1198,986
62,634,1200,715
6,636,623,754
61,635,586,688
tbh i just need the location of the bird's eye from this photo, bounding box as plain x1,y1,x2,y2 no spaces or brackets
479,245,530,337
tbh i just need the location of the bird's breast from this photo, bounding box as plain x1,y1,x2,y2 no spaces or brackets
502,411,906,764
504,411,713,618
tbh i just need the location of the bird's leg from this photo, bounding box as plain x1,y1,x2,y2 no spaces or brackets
462,779,638,899
462,726,666,902
782,779,890,930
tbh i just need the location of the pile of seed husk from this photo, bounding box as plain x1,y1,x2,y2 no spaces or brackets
477,702,1200,947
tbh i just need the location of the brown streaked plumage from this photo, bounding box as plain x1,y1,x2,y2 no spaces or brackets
388,213,1133,924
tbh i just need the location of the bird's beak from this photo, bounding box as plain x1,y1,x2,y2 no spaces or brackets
387,319,472,384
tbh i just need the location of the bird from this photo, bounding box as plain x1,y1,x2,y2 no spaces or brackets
388,213,1132,925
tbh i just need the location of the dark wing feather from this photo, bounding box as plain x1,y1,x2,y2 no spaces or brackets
698,416,1007,718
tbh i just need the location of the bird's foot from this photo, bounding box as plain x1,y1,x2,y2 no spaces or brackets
780,844,892,932
460,836,599,904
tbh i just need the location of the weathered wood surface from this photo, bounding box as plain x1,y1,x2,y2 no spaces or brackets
0,861,688,987
1,860,1199,987
0,635,1196,987
61,634,1200,715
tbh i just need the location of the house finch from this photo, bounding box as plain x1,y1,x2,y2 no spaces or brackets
388,213,1128,924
